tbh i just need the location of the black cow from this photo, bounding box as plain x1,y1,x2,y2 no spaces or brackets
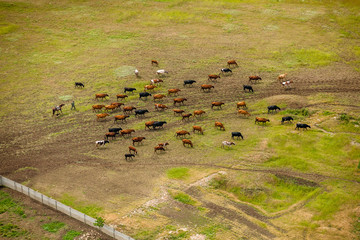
243,85,253,92
125,154,135,161
268,105,281,113
75,82,85,88
152,121,167,129
124,87,137,93
95,140,109,147
221,68,232,74
135,109,149,117
231,132,244,140
139,92,152,99
281,116,294,124
295,123,311,130
183,80,196,87
108,128,122,134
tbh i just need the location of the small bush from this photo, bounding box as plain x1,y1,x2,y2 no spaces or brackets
340,113,350,122
63,230,82,240
93,217,105,228
209,175,228,189
172,192,196,205
42,221,66,233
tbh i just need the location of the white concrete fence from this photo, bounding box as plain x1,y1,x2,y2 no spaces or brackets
0,175,134,240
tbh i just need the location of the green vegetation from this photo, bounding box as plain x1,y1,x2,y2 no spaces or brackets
0,222,28,237
42,221,66,233
60,194,102,218
93,217,105,228
0,191,26,218
63,230,82,240
166,167,190,180
171,192,197,206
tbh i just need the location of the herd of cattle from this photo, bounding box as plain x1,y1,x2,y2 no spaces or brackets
62,60,310,160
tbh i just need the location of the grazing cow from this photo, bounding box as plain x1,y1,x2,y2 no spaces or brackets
125,153,135,161
215,121,225,131
249,76,262,83
134,69,139,77
221,141,235,148
92,105,105,112
158,142,169,148
227,60,238,67
109,127,122,134
192,126,203,134
268,105,281,113
116,94,128,100
139,92,152,99
295,123,311,130
156,69,169,76
96,140,110,147
278,73,287,81
168,88,181,96
96,113,109,121
193,110,205,117
176,130,190,138
129,146,137,154
173,109,185,115
173,98,187,105
182,139,193,148
123,106,137,113
152,121,167,129
281,80,293,88
135,109,149,117
105,105,117,112
183,80,196,87
124,87,137,93
132,137,146,146
151,60,159,66
153,94,166,101
95,93,109,100
211,102,224,109
75,82,85,88
255,117,270,124
201,84,215,92
155,104,168,111
111,102,124,109
121,129,135,137
281,116,294,124
243,85,253,92
236,101,247,109
144,85,157,91
182,113,192,121
208,74,221,81
145,121,155,130
105,132,117,140
220,68,232,75
151,79,163,85
114,115,130,123
238,109,251,117
154,145,166,153
231,132,244,139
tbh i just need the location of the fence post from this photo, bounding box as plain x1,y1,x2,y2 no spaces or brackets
69,207,71,217
0,176,2,186
55,201,57,210
41,194,43,203
84,214,86,224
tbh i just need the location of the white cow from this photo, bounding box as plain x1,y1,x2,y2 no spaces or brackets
156,69,169,76
221,141,235,148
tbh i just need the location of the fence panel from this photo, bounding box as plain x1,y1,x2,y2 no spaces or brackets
0,175,134,240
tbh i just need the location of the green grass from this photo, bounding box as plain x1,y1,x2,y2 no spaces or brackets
63,230,82,240
59,194,103,218
166,167,190,180
0,22,18,35
0,222,28,238
0,191,26,218
171,192,197,206
42,221,66,233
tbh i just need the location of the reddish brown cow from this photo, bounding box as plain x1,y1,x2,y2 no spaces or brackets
236,101,247,109
211,102,224,109
116,94,128,100
208,75,221,81
144,85,157,91
158,142,169,148
168,88,181,95
123,106,136,113
95,93,109,100
92,105,105,112
155,104,168,111
193,110,205,117
120,129,135,136
174,98,187,105
132,137,146,146
154,146,166,153
176,130,190,137
151,79,163,85
182,113,192,121
182,139,193,148
227,60,238,67
201,84,215,92
173,109,185,115
105,105,117,112
249,76,262,83
96,113,109,121
129,146,137,154
192,126,203,134
145,121,155,130
238,109,251,117
114,115,129,123
151,60,159,66
105,132,116,140
215,121,225,131
255,117,270,124
278,73,287,81
153,94,166,101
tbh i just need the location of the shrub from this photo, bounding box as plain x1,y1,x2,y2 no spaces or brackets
93,217,105,228
42,221,65,233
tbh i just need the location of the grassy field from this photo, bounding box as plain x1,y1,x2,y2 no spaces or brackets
1,0,360,239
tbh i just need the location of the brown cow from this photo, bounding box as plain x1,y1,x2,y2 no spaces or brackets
129,146,137,154
201,84,214,92
176,130,190,137
154,145,166,153
236,101,247,109
227,60,238,67
249,76,262,83
238,109,251,117
278,73,287,81
114,115,129,123
157,142,169,148
132,137,146,146
151,79,163,85
174,98,187,105
193,110,205,117
255,117,270,124
182,113,192,121
182,139,193,148
208,75,221,81
145,121,155,130
151,60,159,66
153,94,166,101
192,126,203,135
111,102,124,108
120,129,135,136
155,104,168,111
105,105,117,112
168,88,181,95
211,102,224,109
116,94,128,100
215,121,225,131
95,93,109,100
92,105,105,112
105,132,116,140
144,85,157,91
173,109,185,115
123,106,136,113
96,113,109,121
